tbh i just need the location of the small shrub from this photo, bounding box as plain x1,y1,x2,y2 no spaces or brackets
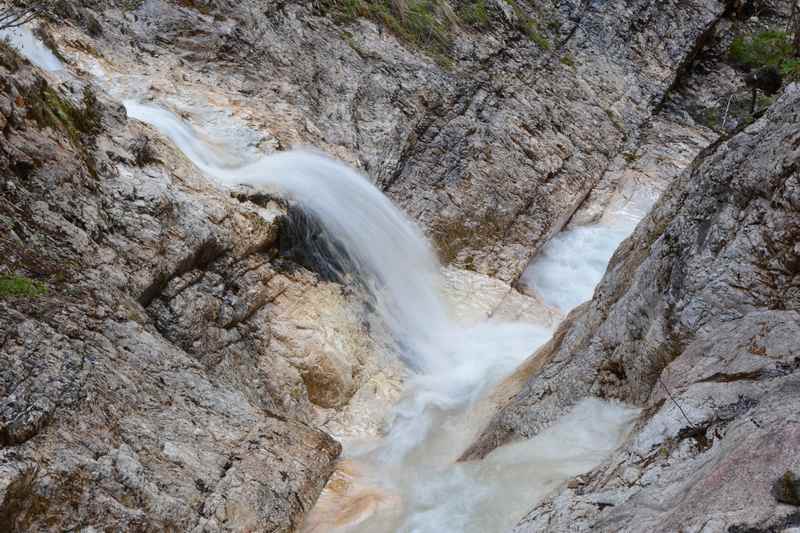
0,275,47,298
729,30,794,70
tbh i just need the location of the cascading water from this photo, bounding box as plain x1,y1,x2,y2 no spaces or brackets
124,100,639,532
126,101,453,372
521,182,660,314
0,25,63,72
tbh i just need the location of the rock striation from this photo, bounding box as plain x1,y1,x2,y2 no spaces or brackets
49,0,726,281
0,52,348,531
465,84,800,532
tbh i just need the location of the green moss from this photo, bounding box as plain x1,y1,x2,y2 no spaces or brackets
28,85,101,141
559,53,575,67
782,58,800,82
0,275,47,298
322,0,553,63
23,83,101,179
527,27,549,49
506,0,550,48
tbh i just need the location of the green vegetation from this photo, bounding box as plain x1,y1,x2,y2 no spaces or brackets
320,0,455,64
25,84,101,178
0,275,47,298
507,0,549,48
458,0,489,27
782,58,800,82
320,0,553,64
28,85,101,142
559,53,575,67
729,29,800,81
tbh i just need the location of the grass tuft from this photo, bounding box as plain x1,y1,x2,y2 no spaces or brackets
0,275,47,299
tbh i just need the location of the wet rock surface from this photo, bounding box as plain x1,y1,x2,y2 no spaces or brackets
467,85,800,531
0,58,347,531
2,0,800,531
48,0,727,281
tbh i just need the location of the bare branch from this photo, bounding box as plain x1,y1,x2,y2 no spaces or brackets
0,2,52,32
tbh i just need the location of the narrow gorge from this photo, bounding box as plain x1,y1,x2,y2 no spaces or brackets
1,1,798,532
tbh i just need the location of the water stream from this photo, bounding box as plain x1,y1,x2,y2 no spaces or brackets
7,23,680,533
121,101,643,532
9,18,648,522
0,25,63,72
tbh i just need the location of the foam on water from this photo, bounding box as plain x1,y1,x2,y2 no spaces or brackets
522,187,658,314
0,25,63,72
125,100,639,532
521,224,631,312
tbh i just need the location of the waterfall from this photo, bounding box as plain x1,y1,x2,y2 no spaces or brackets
0,26,63,72
124,100,637,533
125,101,455,373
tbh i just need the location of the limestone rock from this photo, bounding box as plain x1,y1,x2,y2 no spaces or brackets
49,0,727,281
466,85,800,532
0,56,340,532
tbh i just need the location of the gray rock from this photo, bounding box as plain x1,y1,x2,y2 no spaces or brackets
466,84,800,532
54,0,727,281
0,56,340,531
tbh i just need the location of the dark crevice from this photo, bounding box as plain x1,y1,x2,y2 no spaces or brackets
138,237,227,307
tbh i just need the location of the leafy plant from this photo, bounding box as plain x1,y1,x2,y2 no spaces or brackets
782,58,800,82
459,0,489,27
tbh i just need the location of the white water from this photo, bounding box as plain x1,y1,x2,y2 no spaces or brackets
522,224,631,312
522,187,658,313
124,100,639,532
332,398,638,533
0,25,63,72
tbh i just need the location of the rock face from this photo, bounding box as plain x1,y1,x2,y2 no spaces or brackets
464,85,800,531
3,0,799,531
0,52,349,531
48,0,727,281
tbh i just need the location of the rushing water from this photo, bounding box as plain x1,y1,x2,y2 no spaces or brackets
0,25,63,72
124,100,639,532
522,185,659,314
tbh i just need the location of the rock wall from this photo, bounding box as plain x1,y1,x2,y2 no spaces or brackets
2,0,797,531
49,0,726,281
0,51,351,531
464,84,800,531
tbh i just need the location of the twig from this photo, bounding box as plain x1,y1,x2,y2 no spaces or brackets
720,94,734,130
0,3,51,32
658,375,697,430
